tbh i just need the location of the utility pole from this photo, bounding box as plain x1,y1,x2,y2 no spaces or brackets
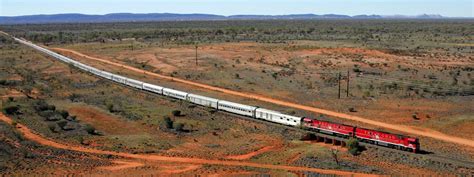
338,72,341,99
195,45,198,66
346,69,350,97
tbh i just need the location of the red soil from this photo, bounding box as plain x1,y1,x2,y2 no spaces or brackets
159,164,202,174
98,160,144,171
225,146,276,160
0,113,377,176
51,47,474,148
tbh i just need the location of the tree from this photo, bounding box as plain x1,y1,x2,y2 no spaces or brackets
3,105,20,115
330,148,340,166
163,116,173,129
347,138,361,156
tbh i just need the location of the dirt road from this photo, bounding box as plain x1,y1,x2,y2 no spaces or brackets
0,113,375,176
50,47,474,148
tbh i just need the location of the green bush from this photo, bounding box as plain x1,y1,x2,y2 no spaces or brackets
48,123,59,133
57,120,68,128
59,110,69,119
175,123,185,132
34,100,55,112
171,110,181,116
107,103,122,113
68,93,80,102
347,138,361,156
83,124,98,135
3,105,20,115
163,116,173,129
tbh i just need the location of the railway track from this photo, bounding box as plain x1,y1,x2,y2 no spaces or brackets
7,33,474,174
116,79,474,171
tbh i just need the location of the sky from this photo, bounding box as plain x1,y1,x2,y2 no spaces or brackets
1,0,473,17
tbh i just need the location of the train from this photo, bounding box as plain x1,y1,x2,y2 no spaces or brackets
13,37,420,153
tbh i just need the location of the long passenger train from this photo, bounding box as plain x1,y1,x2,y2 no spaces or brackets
14,37,420,153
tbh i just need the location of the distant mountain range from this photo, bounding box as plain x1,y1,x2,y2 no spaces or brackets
0,13,467,24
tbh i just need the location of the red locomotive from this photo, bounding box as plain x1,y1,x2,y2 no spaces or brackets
302,117,420,153
302,118,355,138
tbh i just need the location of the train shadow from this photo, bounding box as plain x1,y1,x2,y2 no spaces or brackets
417,150,433,155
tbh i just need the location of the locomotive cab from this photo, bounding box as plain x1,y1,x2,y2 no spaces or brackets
407,138,420,153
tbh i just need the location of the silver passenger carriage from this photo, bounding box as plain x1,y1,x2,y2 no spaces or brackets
163,88,188,100
111,74,128,84
187,94,219,109
143,83,164,94
217,100,257,117
125,78,144,89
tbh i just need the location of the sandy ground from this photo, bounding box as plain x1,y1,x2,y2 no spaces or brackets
0,112,378,176
51,47,474,149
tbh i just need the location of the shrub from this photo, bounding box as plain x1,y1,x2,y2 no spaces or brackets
68,93,81,102
163,116,173,129
57,120,68,129
272,72,278,79
175,123,185,132
38,110,55,118
3,105,20,115
347,138,361,156
83,124,98,135
171,110,181,117
412,113,419,120
48,123,59,133
107,103,122,113
34,100,55,112
59,110,69,119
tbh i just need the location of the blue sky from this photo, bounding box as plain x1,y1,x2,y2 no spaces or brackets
1,0,472,17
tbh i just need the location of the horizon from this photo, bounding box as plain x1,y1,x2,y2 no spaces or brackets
1,0,473,18
0,12,463,18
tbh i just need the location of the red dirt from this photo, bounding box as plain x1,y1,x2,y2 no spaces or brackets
0,113,377,176
287,152,303,164
225,145,276,160
159,164,202,174
51,47,474,148
208,171,256,177
68,106,145,135
98,160,144,171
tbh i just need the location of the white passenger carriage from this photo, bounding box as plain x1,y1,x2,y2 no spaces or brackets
217,100,257,117
125,78,144,89
255,108,302,126
187,94,219,109
111,74,127,84
143,83,164,94
74,62,91,71
89,67,102,76
163,88,188,100
99,71,113,80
